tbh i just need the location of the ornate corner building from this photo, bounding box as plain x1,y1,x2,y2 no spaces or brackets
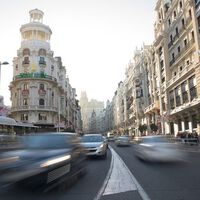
9,9,82,132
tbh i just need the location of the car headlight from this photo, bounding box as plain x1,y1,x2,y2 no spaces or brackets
99,144,104,148
40,155,71,168
0,156,19,164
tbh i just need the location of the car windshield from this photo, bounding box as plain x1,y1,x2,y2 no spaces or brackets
81,135,103,143
21,135,72,149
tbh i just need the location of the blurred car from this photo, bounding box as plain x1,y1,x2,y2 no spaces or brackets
0,134,20,152
135,135,185,162
103,136,108,149
115,136,131,146
0,132,86,193
81,134,107,159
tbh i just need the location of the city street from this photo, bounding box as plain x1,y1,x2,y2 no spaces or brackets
2,141,200,200
41,143,200,200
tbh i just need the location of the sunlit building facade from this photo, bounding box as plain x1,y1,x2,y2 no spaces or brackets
10,9,81,131
154,0,200,135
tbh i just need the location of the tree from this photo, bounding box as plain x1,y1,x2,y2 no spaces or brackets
150,123,158,132
139,124,147,135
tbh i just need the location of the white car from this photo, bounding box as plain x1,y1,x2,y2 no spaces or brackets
81,134,107,159
115,136,131,146
135,135,186,162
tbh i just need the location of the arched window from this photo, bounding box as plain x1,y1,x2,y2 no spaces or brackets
23,83,28,90
23,48,30,56
39,98,45,106
39,83,44,90
38,48,46,56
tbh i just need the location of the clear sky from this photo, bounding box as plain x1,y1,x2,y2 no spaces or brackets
0,0,156,106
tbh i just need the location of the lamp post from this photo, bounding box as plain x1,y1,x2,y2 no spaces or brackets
0,61,9,89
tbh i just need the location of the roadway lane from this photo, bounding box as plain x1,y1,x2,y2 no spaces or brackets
110,142,200,200
1,149,112,200
55,148,112,200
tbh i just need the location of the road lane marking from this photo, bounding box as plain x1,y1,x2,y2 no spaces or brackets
94,146,151,200
103,147,137,195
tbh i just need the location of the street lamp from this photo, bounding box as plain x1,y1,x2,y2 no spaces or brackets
0,61,9,89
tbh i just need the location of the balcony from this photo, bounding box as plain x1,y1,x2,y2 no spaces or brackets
13,73,57,82
21,89,29,96
144,101,160,114
11,105,57,112
22,60,30,67
38,89,46,95
39,60,46,66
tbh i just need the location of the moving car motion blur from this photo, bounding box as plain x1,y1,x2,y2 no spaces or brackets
0,132,86,194
135,135,186,162
81,134,108,159
115,136,131,146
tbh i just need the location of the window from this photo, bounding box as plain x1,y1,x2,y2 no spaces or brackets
169,91,175,109
39,98,45,106
23,57,30,64
182,18,185,27
175,87,181,107
178,119,182,131
23,98,28,106
162,97,166,111
174,11,177,18
39,83,45,90
38,48,46,56
184,117,189,130
38,113,47,121
192,115,197,129
174,71,177,76
181,81,188,103
172,53,175,61
23,83,28,90
189,76,197,101
191,31,195,41
178,46,180,53
39,57,46,65
21,114,28,121
184,39,187,46
23,48,30,56
189,9,192,19
180,66,183,71
168,18,171,26
179,1,183,9
176,27,179,36
170,35,173,42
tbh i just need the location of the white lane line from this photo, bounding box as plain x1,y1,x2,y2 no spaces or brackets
93,147,114,200
94,146,151,200
103,147,137,195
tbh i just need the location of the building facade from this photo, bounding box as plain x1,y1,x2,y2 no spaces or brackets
10,9,82,132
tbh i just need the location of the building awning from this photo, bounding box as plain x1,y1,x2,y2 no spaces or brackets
0,116,18,126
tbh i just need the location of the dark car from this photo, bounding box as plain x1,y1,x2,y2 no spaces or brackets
0,132,86,194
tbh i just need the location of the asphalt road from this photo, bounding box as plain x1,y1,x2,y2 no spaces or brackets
110,142,200,200
2,142,200,200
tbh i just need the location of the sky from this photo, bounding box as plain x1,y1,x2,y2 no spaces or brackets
0,0,156,106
